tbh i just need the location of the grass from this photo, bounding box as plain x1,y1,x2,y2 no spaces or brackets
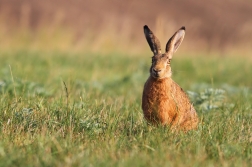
0,50,251,167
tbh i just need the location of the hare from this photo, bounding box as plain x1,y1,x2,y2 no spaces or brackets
142,25,198,131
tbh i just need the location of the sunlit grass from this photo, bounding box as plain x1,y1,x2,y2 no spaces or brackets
0,50,251,166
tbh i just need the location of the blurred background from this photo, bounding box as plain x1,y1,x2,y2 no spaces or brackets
0,0,252,55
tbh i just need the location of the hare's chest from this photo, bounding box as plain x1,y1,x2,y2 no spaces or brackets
148,86,169,102
143,79,178,123
144,79,174,108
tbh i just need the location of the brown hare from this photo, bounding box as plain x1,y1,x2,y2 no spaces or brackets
142,25,198,131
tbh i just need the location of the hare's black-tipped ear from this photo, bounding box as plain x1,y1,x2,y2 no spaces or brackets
143,25,161,54
165,26,185,57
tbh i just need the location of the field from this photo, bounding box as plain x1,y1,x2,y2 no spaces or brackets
0,50,251,166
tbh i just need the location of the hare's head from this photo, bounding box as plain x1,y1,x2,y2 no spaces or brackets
144,25,185,79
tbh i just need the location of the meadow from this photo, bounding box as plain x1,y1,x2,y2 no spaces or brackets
0,50,251,167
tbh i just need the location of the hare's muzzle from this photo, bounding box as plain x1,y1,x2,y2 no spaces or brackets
152,68,162,77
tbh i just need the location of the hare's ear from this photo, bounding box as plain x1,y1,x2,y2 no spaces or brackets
143,25,161,54
165,26,185,57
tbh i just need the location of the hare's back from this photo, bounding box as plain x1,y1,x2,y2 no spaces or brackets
170,80,192,106
171,80,199,129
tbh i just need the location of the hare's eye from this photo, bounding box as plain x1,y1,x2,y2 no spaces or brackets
167,59,171,65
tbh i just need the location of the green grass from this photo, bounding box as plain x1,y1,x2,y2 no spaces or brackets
0,50,251,167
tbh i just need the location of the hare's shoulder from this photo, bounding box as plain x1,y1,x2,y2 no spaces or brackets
170,80,188,95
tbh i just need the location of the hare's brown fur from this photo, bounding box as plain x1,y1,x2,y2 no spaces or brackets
142,77,198,130
142,25,198,131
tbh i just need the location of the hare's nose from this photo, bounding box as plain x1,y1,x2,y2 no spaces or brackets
153,68,161,73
